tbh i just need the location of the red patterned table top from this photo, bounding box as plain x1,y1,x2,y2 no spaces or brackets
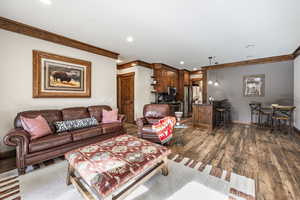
65,134,171,198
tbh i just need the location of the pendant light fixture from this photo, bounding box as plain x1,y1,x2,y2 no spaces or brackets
208,56,213,85
213,57,220,86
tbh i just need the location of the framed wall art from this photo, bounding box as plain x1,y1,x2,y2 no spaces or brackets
33,50,91,98
243,74,265,97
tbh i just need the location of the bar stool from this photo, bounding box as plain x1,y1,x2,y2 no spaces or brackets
271,105,296,136
259,106,272,128
216,100,231,127
249,102,261,126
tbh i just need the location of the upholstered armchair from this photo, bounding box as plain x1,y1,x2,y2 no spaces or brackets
136,104,171,143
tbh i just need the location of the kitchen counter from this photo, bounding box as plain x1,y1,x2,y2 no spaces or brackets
192,103,215,133
151,101,183,116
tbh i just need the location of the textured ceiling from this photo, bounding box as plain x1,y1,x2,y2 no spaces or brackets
1,0,299,70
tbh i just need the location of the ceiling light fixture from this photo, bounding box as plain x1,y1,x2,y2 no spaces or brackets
208,56,213,85
39,0,52,5
245,44,255,48
116,59,122,64
193,67,197,71
213,57,220,86
126,36,134,43
180,61,184,65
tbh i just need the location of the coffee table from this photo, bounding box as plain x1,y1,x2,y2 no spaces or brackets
65,134,171,200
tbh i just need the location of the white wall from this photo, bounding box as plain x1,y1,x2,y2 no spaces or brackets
294,56,300,129
118,66,154,120
0,29,117,152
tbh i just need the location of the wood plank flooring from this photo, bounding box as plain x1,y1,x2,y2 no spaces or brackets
125,121,300,200
0,121,299,200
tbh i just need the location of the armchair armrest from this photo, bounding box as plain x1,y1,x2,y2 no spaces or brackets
118,114,127,123
136,117,148,127
136,117,148,137
3,128,30,155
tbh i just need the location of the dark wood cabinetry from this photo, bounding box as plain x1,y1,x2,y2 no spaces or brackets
152,63,178,93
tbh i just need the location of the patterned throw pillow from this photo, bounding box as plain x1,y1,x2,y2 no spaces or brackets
54,117,99,133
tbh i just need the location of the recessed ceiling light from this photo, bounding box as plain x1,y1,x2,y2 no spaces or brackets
131,63,137,66
126,36,134,43
180,61,184,65
245,44,255,48
193,68,197,71
116,59,122,64
40,0,52,5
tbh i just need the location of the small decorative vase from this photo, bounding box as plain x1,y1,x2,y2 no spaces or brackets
175,112,183,126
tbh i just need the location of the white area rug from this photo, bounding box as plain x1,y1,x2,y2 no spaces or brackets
0,156,255,200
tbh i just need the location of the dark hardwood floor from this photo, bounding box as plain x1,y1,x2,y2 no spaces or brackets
125,121,300,200
1,121,299,200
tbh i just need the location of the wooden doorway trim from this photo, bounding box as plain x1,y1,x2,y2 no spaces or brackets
117,72,135,123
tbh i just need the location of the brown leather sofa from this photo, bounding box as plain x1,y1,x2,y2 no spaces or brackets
136,104,171,143
4,105,126,175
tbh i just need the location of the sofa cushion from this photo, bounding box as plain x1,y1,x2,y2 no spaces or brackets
88,105,112,122
102,109,119,123
62,107,90,121
21,115,52,140
29,132,72,153
54,117,99,133
100,122,122,134
15,110,62,132
71,126,102,141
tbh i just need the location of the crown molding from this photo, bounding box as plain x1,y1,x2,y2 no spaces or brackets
117,60,152,70
293,46,300,59
200,54,294,70
0,17,119,59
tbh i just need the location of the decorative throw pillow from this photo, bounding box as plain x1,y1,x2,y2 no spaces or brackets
20,115,52,140
54,117,99,133
102,109,119,123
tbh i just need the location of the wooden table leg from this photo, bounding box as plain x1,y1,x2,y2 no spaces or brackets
66,163,74,186
161,158,169,176
161,165,169,176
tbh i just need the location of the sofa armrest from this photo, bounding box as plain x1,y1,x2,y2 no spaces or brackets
118,114,127,123
3,128,30,155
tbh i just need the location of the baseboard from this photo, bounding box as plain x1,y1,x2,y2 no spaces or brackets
232,120,251,125
0,150,16,160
